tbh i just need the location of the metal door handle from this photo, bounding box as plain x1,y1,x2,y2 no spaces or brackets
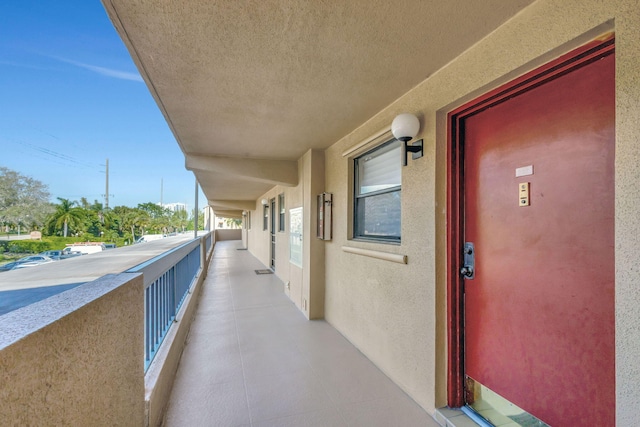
460,266,474,277
461,242,475,279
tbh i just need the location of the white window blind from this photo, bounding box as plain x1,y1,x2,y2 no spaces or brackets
358,140,401,195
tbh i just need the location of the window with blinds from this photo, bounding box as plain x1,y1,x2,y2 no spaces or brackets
263,204,268,231
354,139,401,241
278,193,285,232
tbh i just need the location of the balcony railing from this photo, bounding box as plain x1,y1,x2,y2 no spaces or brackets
0,230,227,425
127,235,207,371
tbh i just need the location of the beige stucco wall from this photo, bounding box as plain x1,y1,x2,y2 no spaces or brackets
0,273,145,425
302,149,326,319
215,228,242,241
323,0,639,420
247,155,303,308
247,149,326,319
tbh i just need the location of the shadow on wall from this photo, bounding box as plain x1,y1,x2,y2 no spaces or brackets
215,229,242,241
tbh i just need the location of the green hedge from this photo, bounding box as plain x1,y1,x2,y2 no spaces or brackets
0,237,125,254
5,240,54,254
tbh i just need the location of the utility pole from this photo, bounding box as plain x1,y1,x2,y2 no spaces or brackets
105,158,110,209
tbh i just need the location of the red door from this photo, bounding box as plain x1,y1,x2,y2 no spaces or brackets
455,42,614,426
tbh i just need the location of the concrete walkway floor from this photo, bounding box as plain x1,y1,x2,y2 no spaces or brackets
163,240,440,427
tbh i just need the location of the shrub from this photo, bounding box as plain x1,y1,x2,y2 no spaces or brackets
7,241,53,254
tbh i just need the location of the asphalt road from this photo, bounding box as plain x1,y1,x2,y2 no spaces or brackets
0,234,198,291
0,234,199,315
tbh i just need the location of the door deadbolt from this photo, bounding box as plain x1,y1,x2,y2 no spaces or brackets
460,266,474,277
460,242,475,279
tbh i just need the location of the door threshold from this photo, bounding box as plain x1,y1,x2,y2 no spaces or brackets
436,406,543,427
465,378,550,427
435,407,490,427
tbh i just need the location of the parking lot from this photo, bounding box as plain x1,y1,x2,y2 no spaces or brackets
0,234,197,315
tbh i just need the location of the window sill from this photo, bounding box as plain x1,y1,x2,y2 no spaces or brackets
341,245,407,264
351,237,401,246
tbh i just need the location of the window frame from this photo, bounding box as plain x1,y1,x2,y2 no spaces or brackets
278,193,285,232
263,204,268,231
353,138,402,243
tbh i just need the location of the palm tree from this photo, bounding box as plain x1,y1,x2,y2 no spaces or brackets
120,208,149,242
224,218,243,229
48,198,84,237
172,209,189,232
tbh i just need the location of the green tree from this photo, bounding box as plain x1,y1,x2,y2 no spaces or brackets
137,202,168,219
115,206,149,242
171,209,189,232
186,210,205,231
0,166,53,232
47,198,85,237
224,218,243,229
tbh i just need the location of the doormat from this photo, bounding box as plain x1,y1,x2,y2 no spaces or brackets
237,248,247,250
255,269,273,275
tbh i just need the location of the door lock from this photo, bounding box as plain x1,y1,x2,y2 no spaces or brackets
460,266,474,277
460,242,475,279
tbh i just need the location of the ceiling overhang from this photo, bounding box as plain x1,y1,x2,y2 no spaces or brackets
186,154,298,187
102,0,535,218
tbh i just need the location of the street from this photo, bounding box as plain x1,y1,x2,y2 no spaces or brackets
0,234,198,315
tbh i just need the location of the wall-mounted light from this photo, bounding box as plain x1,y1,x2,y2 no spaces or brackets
392,113,423,166
261,198,268,206
242,211,247,216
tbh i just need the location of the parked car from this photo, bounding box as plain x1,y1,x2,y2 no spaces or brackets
0,255,54,273
39,250,63,260
0,262,22,272
39,249,82,260
12,261,52,269
64,242,105,255
16,255,54,264
135,234,165,244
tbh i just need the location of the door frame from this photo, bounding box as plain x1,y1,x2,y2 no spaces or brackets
270,197,276,270
445,34,615,407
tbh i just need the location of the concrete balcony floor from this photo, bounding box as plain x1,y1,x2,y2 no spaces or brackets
164,240,440,427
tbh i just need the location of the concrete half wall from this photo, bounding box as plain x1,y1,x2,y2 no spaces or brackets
0,273,145,425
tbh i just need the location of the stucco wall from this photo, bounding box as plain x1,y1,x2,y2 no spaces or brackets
215,228,242,241
247,149,327,318
323,0,639,419
0,273,145,425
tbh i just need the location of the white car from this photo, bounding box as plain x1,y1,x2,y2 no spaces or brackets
16,255,55,264
12,255,55,269
13,261,46,269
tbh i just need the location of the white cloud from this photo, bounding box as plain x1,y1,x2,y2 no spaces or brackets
71,61,143,82
57,57,143,82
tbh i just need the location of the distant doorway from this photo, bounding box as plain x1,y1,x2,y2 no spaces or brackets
270,198,276,270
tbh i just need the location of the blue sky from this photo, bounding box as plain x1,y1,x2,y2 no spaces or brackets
0,1,205,211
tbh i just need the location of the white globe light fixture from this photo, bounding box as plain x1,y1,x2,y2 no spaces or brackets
392,113,424,166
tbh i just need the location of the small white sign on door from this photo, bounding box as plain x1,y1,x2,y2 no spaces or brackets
515,165,534,177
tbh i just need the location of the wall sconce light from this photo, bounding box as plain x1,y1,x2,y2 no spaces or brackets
392,113,423,166
261,198,268,206
242,211,247,216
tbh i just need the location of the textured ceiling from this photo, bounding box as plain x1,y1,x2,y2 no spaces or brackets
102,0,534,215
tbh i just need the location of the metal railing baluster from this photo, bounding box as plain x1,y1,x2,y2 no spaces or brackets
127,233,213,372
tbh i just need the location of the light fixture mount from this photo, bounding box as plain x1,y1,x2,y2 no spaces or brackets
391,113,424,166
